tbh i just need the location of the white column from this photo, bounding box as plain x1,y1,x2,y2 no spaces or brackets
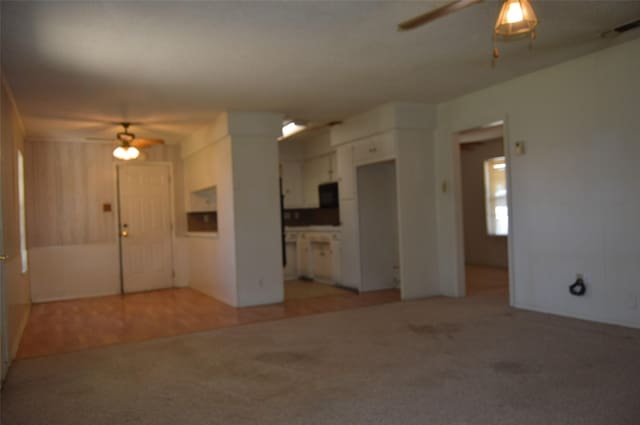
227,112,284,307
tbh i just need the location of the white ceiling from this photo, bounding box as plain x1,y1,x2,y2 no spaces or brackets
2,1,639,143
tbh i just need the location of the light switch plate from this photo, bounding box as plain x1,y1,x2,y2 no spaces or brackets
514,141,526,155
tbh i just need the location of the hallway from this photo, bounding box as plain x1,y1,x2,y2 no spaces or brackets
465,265,509,298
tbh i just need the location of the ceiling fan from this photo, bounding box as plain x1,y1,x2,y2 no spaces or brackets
397,0,482,31
88,122,165,160
397,0,539,60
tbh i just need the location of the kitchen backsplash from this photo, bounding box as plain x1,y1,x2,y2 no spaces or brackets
187,211,217,232
284,207,340,227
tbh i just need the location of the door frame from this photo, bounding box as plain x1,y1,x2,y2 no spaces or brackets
355,158,400,292
113,161,176,294
0,145,8,384
451,117,516,306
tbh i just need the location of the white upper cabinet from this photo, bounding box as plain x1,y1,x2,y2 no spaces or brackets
302,158,321,208
352,133,395,166
336,145,355,200
189,186,217,212
302,153,336,208
281,161,304,209
329,152,337,183
184,145,216,211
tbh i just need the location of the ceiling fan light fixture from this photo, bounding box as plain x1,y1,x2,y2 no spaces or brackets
117,132,135,143
113,145,140,161
494,0,538,39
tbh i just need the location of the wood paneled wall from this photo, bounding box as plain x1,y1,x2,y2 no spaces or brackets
25,141,183,248
1,77,32,365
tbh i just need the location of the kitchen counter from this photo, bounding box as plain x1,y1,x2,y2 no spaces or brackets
185,231,219,239
285,225,341,233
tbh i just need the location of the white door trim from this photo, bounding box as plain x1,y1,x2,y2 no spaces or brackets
0,150,8,385
114,161,176,294
450,116,516,306
356,159,400,293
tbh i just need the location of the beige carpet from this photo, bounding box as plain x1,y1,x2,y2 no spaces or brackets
2,294,640,425
284,280,353,300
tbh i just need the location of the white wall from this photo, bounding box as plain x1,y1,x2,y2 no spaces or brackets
25,142,184,302
181,119,237,305
394,126,439,299
331,103,439,298
29,244,120,301
232,133,284,306
181,112,283,307
435,38,640,328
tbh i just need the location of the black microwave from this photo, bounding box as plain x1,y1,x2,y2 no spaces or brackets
318,182,339,209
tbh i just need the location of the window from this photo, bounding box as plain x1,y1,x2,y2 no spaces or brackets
484,156,508,236
17,150,28,273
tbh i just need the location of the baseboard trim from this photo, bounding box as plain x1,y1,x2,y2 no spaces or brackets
32,290,122,304
10,303,31,360
513,301,640,330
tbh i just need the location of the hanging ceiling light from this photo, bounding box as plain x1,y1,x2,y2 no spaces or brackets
113,143,140,160
493,0,538,61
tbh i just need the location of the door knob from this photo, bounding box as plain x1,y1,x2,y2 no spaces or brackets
121,230,129,238
0,255,8,261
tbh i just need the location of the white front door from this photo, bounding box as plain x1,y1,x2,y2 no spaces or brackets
118,164,174,293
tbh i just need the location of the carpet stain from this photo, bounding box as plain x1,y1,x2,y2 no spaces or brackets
254,351,316,366
409,369,461,388
408,323,461,339
491,360,528,375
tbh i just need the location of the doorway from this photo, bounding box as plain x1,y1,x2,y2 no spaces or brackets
0,150,7,382
456,124,511,300
116,163,174,294
357,160,400,292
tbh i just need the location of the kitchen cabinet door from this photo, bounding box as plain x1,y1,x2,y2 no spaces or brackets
336,145,355,200
302,159,318,208
281,161,303,208
330,236,341,284
328,152,337,183
184,145,216,210
284,241,298,280
303,154,338,207
352,134,395,166
297,233,310,278
310,241,332,283
338,199,360,290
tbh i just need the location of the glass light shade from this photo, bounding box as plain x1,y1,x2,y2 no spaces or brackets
494,0,538,39
113,145,140,160
281,121,306,138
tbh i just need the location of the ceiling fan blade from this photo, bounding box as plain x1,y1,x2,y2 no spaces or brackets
132,138,165,149
397,0,482,31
